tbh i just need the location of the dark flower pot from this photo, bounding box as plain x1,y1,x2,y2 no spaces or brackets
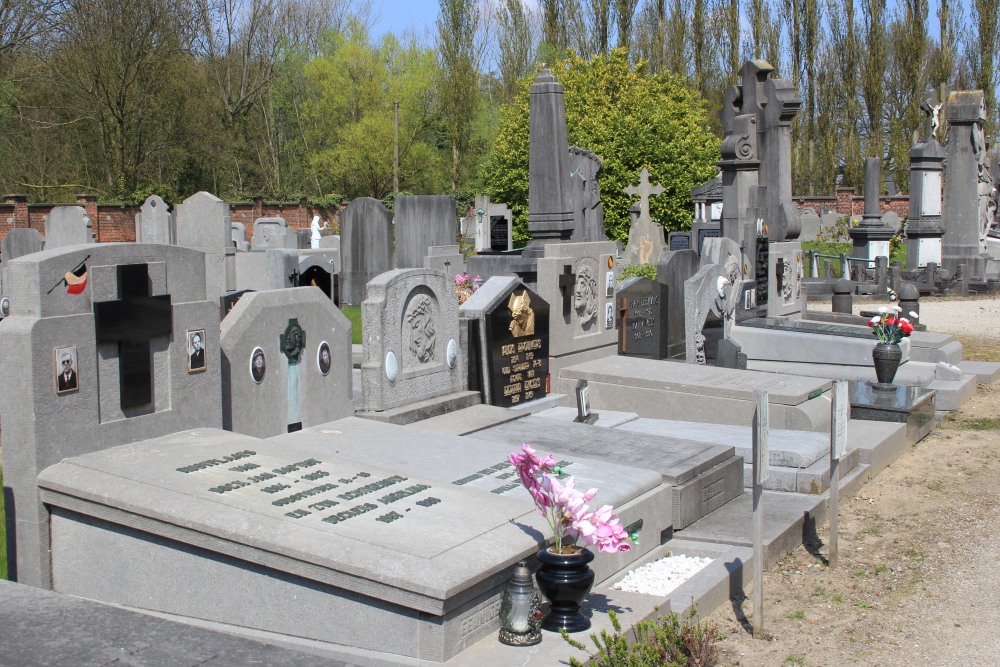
872,342,903,389
535,546,595,633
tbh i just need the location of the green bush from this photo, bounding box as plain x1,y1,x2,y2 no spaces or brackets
619,264,657,282
563,608,721,667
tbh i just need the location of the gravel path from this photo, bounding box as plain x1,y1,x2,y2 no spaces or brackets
811,295,1000,341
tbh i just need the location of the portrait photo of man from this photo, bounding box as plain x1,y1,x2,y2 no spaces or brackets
55,346,79,394
187,329,207,373
250,347,266,384
317,341,332,376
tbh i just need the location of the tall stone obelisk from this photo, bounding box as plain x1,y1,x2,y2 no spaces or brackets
515,68,575,279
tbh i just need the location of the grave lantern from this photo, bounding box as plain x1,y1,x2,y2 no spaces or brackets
498,561,542,646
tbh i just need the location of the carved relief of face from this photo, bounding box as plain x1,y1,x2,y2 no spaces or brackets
573,265,598,322
406,295,436,363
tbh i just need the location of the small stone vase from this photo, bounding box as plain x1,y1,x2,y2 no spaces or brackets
872,342,903,389
534,546,595,633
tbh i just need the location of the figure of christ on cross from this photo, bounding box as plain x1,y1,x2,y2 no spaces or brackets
625,168,665,224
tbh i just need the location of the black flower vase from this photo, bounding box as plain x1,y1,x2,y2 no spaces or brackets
872,342,902,389
534,547,595,633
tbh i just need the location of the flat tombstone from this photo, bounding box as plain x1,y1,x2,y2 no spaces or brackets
617,277,669,359
668,232,691,251
490,214,511,251
221,287,353,438
340,197,392,305
1,228,45,267
393,195,455,269
882,210,901,231
45,206,93,248
174,191,231,251
0,242,222,588
656,248,700,359
135,195,172,245
798,208,821,242
461,277,550,407
361,268,464,411
252,217,291,251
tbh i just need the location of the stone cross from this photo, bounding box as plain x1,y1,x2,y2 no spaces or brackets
94,263,173,410
558,264,576,318
625,168,664,224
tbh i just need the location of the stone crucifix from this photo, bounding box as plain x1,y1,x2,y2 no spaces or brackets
625,168,664,224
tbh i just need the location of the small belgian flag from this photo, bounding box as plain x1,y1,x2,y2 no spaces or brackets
64,261,88,295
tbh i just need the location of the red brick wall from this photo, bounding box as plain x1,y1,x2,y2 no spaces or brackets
794,187,909,218
0,196,342,247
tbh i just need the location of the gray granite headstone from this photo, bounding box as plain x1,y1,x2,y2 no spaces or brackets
340,197,392,305
423,245,465,278
0,242,222,588
361,268,465,411
942,90,992,277
393,195,455,269
174,191,234,299
798,207,821,241
252,217,294,251
221,287,352,438
231,222,248,250
568,146,606,243
44,206,93,248
684,263,730,364
656,249,700,359
1,228,44,267
174,191,230,250
135,195,172,245
767,241,805,317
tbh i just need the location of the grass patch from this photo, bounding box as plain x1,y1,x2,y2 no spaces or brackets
950,334,1000,362
855,600,873,610
961,417,1000,431
786,609,806,620
831,594,844,603
873,563,888,575
340,305,362,345
783,655,807,666
926,480,946,491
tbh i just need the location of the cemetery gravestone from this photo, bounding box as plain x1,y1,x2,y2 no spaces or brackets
798,207,821,242
393,195,456,270
134,195,172,245
568,146,606,243
360,268,466,413
231,222,248,250
0,228,44,267
340,197,392,305
44,206,93,248
221,287,352,438
252,217,295,251
617,277,669,359
174,191,234,300
668,232,692,251
490,211,512,252
656,249,701,359
459,277,549,407
0,242,222,588
621,168,666,266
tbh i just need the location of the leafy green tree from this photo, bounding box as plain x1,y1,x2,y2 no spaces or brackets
481,49,719,246
304,24,447,199
436,0,481,191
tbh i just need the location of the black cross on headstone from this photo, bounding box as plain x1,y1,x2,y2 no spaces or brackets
94,263,173,410
558,264,576,318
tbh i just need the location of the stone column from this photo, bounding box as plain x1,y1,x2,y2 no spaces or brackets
761,78,802,241
521,68,574,257
904,137,946,269
942,90,990,277
849,158,895,266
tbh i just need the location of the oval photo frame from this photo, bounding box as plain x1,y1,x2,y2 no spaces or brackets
317,341,332,376
250,346,266,384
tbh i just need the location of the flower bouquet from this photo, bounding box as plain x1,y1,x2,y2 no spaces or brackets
453,273,481,305
509,444,631,554
868,304,916,344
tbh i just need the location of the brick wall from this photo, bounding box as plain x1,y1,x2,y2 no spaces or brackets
793,187,909,218
0,195,342,247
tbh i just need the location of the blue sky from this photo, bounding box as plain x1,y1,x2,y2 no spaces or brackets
370,0,441,41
